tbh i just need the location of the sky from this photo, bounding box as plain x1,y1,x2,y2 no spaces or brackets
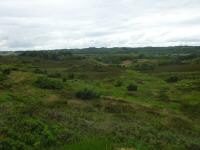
0,0,200,50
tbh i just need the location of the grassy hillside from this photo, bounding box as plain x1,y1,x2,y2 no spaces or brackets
0,47,200,150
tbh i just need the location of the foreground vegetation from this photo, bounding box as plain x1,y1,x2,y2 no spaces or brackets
0,46,200,150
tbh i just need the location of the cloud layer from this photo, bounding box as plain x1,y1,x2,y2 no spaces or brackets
0,0,200,50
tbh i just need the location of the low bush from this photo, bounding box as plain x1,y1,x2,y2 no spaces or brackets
135,63,155,71
35,77,63,90
33,68,47,74
47,72,61,78
68,73,75,79
157,90,170,101
75,88,100,100
104,102,134,113
62,77,67,82
0,117,59,149
0,73,7,82
166,76,178,83
2,68,11,75
0,83,12,90
166,116,192,131
181,102,200,117
127,84,138,91
115,81,123,87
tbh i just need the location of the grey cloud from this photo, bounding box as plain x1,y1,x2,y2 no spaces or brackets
0,0,200,50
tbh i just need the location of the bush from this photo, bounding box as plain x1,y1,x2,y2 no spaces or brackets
157,90,170,101
33,68,47,74
62,77,67,82
135,63,155,71
75,88,100,100
115,81,123,87
68,73,75,79
47,72,61,78
0,138,27,150
181,102,200,117
104,102,134,113
35,77,63,90
166,76,178,83
0,117,59,149
127,84,138,91
2,68,11,75
0,73,7,82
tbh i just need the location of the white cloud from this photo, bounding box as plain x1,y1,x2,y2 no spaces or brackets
0,0,200,50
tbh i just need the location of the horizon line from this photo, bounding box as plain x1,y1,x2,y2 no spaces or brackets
1,45,200,52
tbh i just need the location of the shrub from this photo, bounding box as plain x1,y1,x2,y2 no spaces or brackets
3,117,58,148
35,77,63,90
157,90,170,101
2,68,11,75
0,138,27,150
165,76,178,83
47,72,61,78
0,83,11,90
75,88,100,100
68,73,75,79
127,84,138,91
135,63,155,71
62,77,67,82
33,68,47,74
115,81,123,87
104,102,134,113
181,102,200,117
0,73,7,82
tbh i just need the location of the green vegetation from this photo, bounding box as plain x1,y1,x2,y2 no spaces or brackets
127,83,138,91
76,87,100,100
0,46,200,150
165,76,178,83
35,77,63,90
0,73,7,82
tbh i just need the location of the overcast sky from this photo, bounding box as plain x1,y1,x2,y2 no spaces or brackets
0,0,200,50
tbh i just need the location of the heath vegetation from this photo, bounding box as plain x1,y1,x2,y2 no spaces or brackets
0,46,200,150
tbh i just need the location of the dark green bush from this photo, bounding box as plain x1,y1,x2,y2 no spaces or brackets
0,117,58,149
104,103,134,113
33,68,47,74
181,102,200,117
47,72,61,78
2,68,11,75
0,138,27,150
0,73,7,82
135,63,155,71
115,81,123,87
35,77,63,90
127,84,138,91
75,88,100,100
68,73,75,79
166,76,178,83
157,90,170,101
62,77,67,82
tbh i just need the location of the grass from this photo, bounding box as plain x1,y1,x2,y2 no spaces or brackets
150,64,200,73
59,137,113,150
0,48,200,150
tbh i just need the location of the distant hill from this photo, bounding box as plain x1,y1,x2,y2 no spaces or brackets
1,46,200,57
